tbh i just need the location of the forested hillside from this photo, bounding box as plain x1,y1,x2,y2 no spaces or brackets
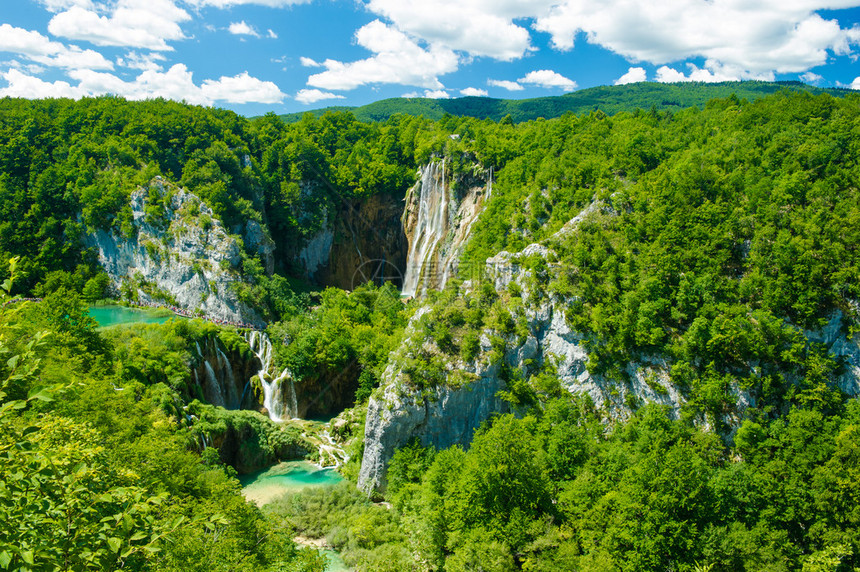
2,87,860,570
278,81,851,124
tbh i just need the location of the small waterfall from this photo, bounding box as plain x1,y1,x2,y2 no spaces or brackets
245,331,295,423
195,341,203,357
203,360,225,407
217,348,239,408
403,160,449,298
316,426,347,469
288,379,298,420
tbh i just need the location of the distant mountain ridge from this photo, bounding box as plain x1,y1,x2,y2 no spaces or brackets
274,81,852,123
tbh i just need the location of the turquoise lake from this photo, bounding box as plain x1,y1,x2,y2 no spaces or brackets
240,461,349,571
88,305,174,328
240,460,344,506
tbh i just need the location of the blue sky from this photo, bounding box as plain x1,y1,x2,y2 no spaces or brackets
1,0,859,117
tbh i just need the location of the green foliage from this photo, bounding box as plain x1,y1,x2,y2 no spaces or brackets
372,396,860,571
0,280,325,571
276,81,851,124
269,282,408,408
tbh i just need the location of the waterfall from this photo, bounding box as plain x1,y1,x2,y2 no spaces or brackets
203,360,225,407
402,160,449,298
245,331,295,423
217,348,239,408
288,379,298,420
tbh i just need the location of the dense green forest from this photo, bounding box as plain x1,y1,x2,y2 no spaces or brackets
2,86,860,570
277,81,851,124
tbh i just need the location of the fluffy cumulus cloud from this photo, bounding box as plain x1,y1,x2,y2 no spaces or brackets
487,78,523,91
0,64,285,105
295,88,345,104
851,77,860,89
655,63,744,83
306,20,458,90
184,0,313,6
533,0,860,79
519,69,576,90
362,1,860,82
365,0,544,61
48,0,190,51
460,87,488,96
228,21,259,37
0,23,114,70
800,71,824,83
0,68,85,98
117,51,167,72
401,89,449,98
38,0,95,11
615,66,646,85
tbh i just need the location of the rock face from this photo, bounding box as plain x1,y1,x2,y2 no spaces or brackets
358,202,860,493
401,160,491,297
85,177,263,325
297,194,408,290
192,335,260,411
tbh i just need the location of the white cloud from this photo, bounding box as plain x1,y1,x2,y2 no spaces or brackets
1,64,285,105
655,63,744,83
365,0,540,61
851,77,860,89
0,23,114,70
48,0,190,51
300,57,322,67
460,87,488,96
655,66,688,83
38,0,95,12
295,88,345,104
487,78,523,91
533,1,860,78
615,66,646,85
519,69,576,90
359,1,860,81
117,51,167,72
307,20,458,90
267,29,278,39
201,72,286,103
401,89,449,98
185,0,313,6
0,68,85,98
1,60,47,75
800,71,824,83
0,69,86,99
229,21,259,37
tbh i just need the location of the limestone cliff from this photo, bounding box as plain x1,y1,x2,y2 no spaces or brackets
358,202,860,493
297,194,408,291
85,177,263,326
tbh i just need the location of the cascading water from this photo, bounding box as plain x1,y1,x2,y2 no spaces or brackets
402,160,492,297
402,160,449,298
245,331,296,422
217,348,239,408
203,361,226,407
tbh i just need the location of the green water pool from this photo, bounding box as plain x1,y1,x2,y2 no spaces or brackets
88,305,174,328
240,460,344,506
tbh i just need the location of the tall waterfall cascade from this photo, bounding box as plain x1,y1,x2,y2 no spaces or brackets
245,331,297,422
401,160,492,298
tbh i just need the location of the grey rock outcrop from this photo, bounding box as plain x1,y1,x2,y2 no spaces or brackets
86,177,263,325
358,201,860,493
